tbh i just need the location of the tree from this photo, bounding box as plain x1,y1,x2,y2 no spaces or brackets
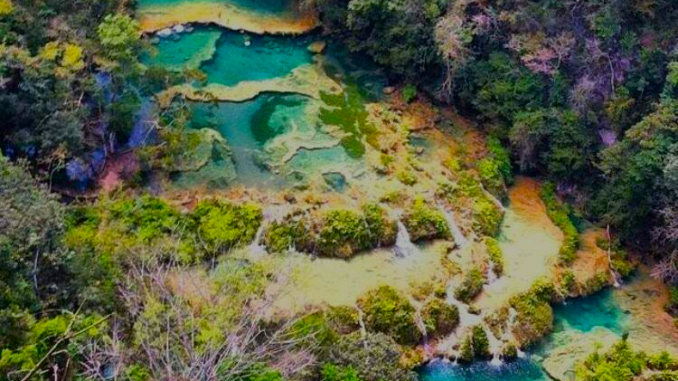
97,14,140,62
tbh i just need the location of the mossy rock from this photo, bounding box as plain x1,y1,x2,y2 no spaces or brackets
421,298,459,337
358,286,422,345
454,266,486,303
402,198,451,242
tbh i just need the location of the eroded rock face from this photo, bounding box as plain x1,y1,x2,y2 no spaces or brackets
542,327,620,381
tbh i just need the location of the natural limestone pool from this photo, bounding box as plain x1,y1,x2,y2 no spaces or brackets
138,2,678,380
144,24,386,191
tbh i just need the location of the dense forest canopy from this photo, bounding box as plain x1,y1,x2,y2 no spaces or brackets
1,0,678,380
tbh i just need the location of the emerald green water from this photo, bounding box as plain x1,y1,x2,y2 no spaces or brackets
418,289,629,381
201,32,314,86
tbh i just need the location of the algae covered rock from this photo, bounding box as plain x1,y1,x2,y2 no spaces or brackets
308,41,327,54
169,128,237,188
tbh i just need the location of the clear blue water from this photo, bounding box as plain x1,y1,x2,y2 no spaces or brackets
418,288,629,381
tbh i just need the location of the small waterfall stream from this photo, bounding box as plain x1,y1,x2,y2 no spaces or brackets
248,224,267,257
393,213,420,257
438,206,468,248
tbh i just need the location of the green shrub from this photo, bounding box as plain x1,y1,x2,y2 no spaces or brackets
459,325,490,362
192,199,263,254
454,266,486,303
358,286,421,345
328,332,418,381
560,269,577,294
321,363,363,381
263,219,308,253
318,205,397,258
576,339,650,381
421,298,459,337
485,237,504,276
109,195,184,243
402,198,450,242
290,312,338,349
397,169,418,185
402,84,418,103
540,182,578,264
472,196,504,237
509,291,554,346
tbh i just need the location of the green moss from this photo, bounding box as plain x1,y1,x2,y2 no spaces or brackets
358,286,421,345
192,199,262,255
454,266,486,303
421,298,459,337
402,198,451,242
485,237,504,276
540,182,579,264
320,83,379,159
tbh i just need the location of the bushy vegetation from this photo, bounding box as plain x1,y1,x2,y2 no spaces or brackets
485,237,504,276
421,298,459,338
192,199,263,254
402,198,450,242
459,325,490,362
327,332,417,381
509,279,556,346
454,266,486,303
309,0,678,283
541,182,579,264
576,338,678,381
357,286,421,345
264,204,397,258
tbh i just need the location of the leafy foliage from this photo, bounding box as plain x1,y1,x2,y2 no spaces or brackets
357,286,421,345
541,182,579,264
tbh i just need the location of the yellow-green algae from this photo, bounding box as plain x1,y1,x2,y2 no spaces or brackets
137,0,317,35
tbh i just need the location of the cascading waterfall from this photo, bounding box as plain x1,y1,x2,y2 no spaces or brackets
394,220,419,257
486,327,504,367
507,307,526,358
438,205,468,248
486,265,499,285
248,224,267,257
